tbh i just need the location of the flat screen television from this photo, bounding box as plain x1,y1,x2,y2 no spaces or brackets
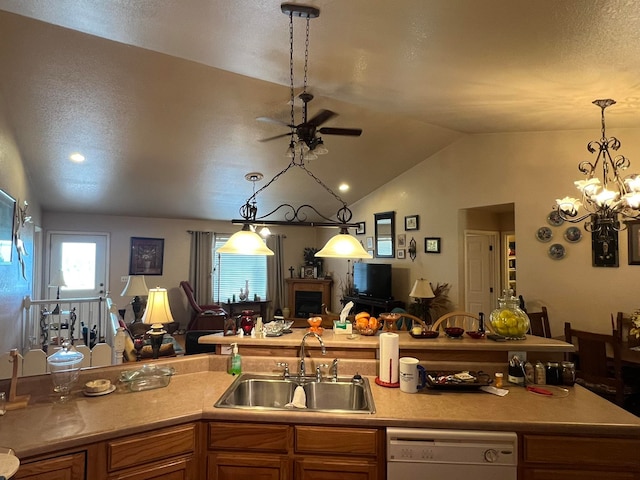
353,263,392,300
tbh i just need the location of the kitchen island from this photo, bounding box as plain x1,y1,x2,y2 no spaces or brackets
198,328,574,363
1,353,638,479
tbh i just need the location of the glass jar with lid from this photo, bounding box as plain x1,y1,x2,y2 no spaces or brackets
489,289,530,340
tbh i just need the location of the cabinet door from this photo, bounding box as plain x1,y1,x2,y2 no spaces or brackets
294,457,377,480
14,451,85,480
521,468,637,480
207,452,288,480
107,456,194,480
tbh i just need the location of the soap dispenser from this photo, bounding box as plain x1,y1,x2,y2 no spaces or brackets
228,343,242,376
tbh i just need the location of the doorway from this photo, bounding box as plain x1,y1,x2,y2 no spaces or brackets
461,203,515,315
47,232,110,299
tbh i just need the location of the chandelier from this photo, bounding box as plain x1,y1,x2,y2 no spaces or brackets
219,3,371,259
555,99,640,236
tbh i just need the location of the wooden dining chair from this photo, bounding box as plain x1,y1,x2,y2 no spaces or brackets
527,306,552,338
564,322,626,407
432,311,491,333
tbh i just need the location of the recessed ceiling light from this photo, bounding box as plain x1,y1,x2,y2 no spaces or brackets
69,153,85,163
339,183,349,192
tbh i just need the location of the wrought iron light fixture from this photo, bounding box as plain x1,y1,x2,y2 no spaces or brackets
221,3,370,259
556,99,640,236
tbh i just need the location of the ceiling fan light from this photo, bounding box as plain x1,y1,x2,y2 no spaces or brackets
315,231,372,259
302,150,318,161
314,140,328,155
217,225,274,256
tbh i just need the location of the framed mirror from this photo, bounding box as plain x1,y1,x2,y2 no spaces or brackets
374,211,395,258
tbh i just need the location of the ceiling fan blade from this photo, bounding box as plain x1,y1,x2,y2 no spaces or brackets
256,116,294,128
307,109,337,127
318,127,363,136
259,132,292,143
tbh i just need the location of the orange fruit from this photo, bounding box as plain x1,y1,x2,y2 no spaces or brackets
355,311,370,321
368,317,379,330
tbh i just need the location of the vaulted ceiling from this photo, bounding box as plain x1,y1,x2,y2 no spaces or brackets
2,1,640,221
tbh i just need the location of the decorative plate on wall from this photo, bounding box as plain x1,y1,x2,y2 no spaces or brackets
548,243,566,260
547,210,564,227
563,226,582,243
536,226,553,242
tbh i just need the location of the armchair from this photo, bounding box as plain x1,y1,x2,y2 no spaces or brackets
180,281,228,330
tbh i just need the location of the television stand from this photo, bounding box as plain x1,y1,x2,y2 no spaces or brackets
342,295,405,318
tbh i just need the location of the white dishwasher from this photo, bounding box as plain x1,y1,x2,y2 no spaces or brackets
387,427,517,480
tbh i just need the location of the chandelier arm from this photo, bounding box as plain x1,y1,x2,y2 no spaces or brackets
298,161,348,208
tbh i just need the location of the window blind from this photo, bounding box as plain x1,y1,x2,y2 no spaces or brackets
212,233,267,304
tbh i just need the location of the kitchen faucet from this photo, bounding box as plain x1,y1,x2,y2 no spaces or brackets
299,331,326,378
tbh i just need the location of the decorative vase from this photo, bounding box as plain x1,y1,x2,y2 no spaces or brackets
489,289,530,339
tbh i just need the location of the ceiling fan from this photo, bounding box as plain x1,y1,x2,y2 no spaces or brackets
257,92,363,152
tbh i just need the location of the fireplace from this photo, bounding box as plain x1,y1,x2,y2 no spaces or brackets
295,291,323,318
285,278,333,319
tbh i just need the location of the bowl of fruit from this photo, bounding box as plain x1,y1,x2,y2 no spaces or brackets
354,312,380,336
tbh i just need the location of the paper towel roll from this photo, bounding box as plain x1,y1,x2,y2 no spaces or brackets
379,332,399,383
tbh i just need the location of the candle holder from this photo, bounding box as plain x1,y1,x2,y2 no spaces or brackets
148,324,167,359
133,335,145,362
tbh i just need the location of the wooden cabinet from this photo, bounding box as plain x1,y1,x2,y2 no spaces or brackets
14,451,86,480
105,423,198,480
206,422,382,480
520,433,640,479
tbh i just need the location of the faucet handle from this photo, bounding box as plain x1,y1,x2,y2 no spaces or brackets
316,363,329,382
331,358,339,381
276,362,290,379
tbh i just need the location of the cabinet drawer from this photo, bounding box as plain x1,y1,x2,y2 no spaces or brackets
209,422,290,453
523,435,640,468
107,423,196,471
15,451,86,479
295,426,379,456
522,467,636,480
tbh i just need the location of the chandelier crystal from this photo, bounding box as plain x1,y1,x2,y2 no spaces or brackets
556,99,640,235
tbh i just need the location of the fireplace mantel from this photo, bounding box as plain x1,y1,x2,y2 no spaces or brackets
285,278,332,320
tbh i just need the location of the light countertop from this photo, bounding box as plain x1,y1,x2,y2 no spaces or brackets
0,353,638,460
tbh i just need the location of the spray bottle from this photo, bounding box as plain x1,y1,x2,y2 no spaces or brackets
228,343,242,375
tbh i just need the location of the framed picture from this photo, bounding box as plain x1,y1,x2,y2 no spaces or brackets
405,215,419,231
129,237,164,275
397,233,406,248
425,237,441,254
0,189,15,264
592,229,618,267
302,265,317,279
366,236,374,249
628,220,640,265
355,221,366,235
397,249,406,259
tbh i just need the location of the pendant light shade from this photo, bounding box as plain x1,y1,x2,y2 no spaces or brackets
315,229,372,259
217,224,275,256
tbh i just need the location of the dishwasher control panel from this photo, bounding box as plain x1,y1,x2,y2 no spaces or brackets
387,427,517,466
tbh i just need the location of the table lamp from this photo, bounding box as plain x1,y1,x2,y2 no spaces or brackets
121,275,149,322
142,287,174,359
409,278,435,326
48,269,67,314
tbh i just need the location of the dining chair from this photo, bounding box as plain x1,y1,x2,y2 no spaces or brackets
564,322,626,407
432,311,492,333
527,306,552,338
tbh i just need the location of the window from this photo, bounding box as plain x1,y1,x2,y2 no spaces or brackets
212,233,267,303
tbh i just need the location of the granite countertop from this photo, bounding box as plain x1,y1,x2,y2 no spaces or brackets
198,329,575,352
0,354,638,460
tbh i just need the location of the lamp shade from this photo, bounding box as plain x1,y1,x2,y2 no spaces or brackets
49,269,67,288
217,226,275,255
409,278,435,299
120,275,149,297
141,287,175,324
315,230,373,259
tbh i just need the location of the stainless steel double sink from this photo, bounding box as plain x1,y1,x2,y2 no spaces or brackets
214,373,376,414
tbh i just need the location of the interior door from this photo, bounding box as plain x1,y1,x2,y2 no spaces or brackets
464,230,499,315
48,232,109,299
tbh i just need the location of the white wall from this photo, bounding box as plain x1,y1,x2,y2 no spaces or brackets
323,127,640,335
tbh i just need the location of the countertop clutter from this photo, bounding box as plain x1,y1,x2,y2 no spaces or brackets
0,352,639,461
